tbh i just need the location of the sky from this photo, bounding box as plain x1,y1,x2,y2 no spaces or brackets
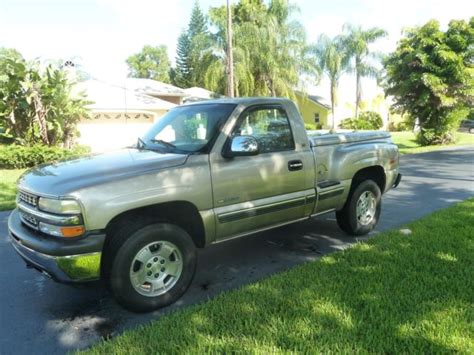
0,0,473,105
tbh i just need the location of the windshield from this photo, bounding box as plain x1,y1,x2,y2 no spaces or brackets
140,103,236,153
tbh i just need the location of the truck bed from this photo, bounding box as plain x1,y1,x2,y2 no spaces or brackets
307,130,392,147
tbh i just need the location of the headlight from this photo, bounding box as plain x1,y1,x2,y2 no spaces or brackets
38,198,81,214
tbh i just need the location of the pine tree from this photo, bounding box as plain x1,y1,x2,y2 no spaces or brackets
173,1,209,88
174,31,191,88
188,1,208,38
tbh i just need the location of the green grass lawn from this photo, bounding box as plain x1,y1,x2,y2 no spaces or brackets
391,131,474,154
83,199,474,354
0,169,24,211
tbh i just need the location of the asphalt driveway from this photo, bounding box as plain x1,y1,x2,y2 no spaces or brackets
1,146,473,354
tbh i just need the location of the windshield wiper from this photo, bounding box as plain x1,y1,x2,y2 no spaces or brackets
137,137,147,150
135,137,169,153
150,139,177,149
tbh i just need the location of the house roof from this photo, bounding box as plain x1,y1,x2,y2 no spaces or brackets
122,78,187,97
307,95,331,110
77,79,176,112
183,87,215,98
183,87,223,103
296,92,331,110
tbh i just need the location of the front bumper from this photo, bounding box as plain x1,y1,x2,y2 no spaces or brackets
393,173,402,188
384,168,402,192
8,209,105,283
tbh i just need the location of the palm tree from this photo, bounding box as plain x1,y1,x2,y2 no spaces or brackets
203,0,308,99
312,34,350,130
342,24,387,118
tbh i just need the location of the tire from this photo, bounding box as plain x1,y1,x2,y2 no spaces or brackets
107,222,197,312
336,180,381,236
469,127,474,134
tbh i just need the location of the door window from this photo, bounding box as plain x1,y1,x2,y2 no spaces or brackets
233,107,295,153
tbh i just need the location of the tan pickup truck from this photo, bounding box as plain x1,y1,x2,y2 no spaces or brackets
9,97,401,311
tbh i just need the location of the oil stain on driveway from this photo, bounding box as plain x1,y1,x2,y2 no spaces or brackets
0,146,473,354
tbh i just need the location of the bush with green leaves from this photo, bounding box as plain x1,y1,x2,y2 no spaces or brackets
340,111,383,130
0,144,90,169
304,123,323,130
383,18,474,145
126,45,171,83
388,120,411,132
0,48,91,147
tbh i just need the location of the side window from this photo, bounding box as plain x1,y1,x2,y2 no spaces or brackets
233,107,295,153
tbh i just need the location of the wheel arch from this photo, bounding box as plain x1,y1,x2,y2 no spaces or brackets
350,165,386,194
103,201,207,249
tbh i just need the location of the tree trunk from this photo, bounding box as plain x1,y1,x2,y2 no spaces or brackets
63,128,73,149
355,69,362,118
32,92,50,146
9,109,22,139
270,79,276,97
226,0,234,98
330,80,336,131
235,79,240,97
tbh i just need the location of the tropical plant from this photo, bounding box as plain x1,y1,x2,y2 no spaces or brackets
38,65,91,147
203,0,310,98
126,45,171,83
340,111,383,130
311,34,350,130
342,24,387,118
0,48,31,143
383,18,474,145
0,48,91,147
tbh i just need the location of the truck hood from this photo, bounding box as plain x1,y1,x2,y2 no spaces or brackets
18,149,189,196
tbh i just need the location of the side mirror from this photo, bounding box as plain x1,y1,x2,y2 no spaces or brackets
223,136,259,158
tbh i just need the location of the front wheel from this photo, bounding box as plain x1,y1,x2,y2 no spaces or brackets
336,180,381,236
108,223,197,312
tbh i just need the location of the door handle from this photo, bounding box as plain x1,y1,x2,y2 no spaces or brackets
288,160,303,171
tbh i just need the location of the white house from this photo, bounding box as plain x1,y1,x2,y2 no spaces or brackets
123,78,188,105
77,79,178,152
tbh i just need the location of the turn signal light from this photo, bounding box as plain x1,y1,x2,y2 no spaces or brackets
60,226,86,238
39,222,86,238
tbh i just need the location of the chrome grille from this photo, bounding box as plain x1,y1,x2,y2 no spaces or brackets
18,190,38,207
19,211,39,228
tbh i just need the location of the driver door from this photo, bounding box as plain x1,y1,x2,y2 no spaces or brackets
209,105,308,241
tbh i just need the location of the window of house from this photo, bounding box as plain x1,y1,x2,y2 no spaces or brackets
233,107,295,153
314,112,320,123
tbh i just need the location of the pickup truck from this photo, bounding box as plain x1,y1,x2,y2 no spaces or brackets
8,98,401,312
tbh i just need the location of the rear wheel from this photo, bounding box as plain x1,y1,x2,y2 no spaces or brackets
108,222,197,312
336,180,381,236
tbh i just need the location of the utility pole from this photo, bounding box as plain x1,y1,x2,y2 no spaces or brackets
226,0,234,97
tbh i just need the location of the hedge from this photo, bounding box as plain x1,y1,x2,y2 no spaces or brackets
0,144,90,169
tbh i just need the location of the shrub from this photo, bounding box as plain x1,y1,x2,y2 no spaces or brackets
383,19,473,145
0,144,90,169
340,111,383,130
388,120,411,132
305,123,323,130
416,128,457,146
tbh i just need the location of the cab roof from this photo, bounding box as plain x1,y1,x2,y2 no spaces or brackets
182,97,294,107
